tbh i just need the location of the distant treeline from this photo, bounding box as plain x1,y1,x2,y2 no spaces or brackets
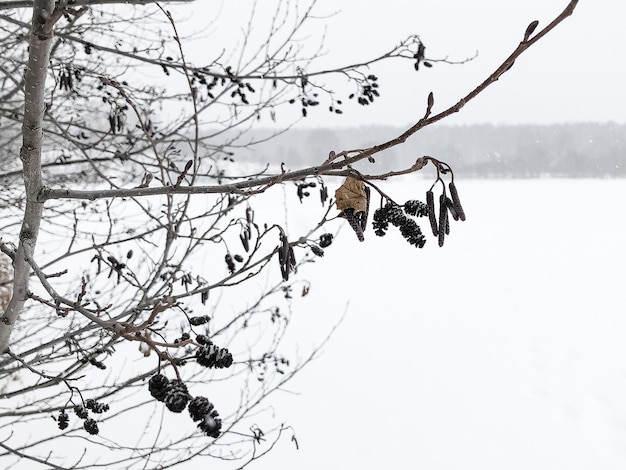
234,122,626,178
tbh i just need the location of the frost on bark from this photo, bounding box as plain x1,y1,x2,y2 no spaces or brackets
0,0,54,353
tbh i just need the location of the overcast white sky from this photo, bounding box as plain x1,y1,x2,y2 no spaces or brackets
175,0,626,128
320,0,626,127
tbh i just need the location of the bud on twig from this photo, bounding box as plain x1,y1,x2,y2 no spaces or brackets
425,92,434,116
524,20,539,41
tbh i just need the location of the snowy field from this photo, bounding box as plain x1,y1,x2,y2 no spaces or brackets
245,178,626,470
7,177,624,469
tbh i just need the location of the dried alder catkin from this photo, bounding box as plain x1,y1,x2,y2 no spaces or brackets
445,197,459,221
438,194,448,247
426,190,438,236
448,182,466,221
342,208,365,242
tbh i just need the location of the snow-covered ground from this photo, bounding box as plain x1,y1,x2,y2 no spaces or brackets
250,178,626,469
7,177,623,469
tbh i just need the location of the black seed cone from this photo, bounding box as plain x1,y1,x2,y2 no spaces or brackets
400,219,426,248
318,233,333,248
373,202,406,235
198,413,222,439
310,245,324,257
73,405,89,420
196,334,210,345
164,379,190,413
85,399,110,414
58,411,69,430
84,418,99,435
190,315,210,326
149,374,170,402
196,344,233,369
188,397,222,438
372,206,390,236
188,396,215,422
224,254,235,273
403,200,429,217
386,204,406,227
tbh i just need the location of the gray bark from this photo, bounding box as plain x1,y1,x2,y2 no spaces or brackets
0,0,53,353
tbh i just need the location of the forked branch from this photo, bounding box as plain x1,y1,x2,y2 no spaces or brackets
38,1,580,203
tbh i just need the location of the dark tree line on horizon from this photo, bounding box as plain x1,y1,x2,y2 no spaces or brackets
238,122,626,178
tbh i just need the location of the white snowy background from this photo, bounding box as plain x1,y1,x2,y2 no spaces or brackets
249,178,626,469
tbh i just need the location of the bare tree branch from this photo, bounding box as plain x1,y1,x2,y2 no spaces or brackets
39,0,580,204
0,1,581,468
0,0,193,9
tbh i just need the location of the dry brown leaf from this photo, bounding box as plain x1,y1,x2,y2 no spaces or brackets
335,177,367,213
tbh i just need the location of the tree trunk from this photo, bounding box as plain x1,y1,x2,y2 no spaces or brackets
0,0,53,353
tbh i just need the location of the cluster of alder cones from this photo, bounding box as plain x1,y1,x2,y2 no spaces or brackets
335,173,465,247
